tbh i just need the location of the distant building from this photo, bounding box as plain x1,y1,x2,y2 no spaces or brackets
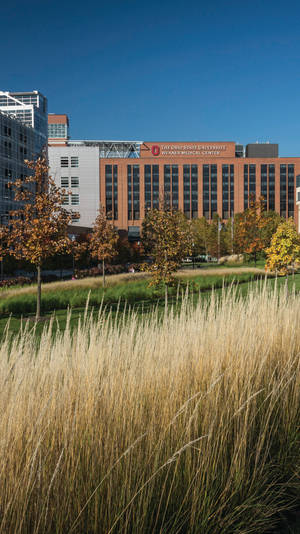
48,114,69,145
48,136,140,229
0,90,48,222
0,111,35,222
0,91,48,156
48,115,300,235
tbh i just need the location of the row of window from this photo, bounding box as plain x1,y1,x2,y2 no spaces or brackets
2,125,28,143
49,124,68,139
60,177,79,188
60,156,79,168
104,164,295,220
1,140,29,161
62,193,79,206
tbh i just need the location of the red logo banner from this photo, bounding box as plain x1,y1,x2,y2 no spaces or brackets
151,145,160,156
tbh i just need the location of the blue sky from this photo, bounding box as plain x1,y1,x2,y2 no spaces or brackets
2,0,300,155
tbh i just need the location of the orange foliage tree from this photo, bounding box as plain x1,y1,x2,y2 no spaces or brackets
235,196,280,265
8,157,77,319
89,207,118,287
0,223,8,280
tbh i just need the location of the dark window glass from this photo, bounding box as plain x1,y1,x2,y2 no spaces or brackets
105,165,116,219
280,165,287,216
171,165,179,208
287,164,294,217
244,165,249,210
191,164,198,218
203,165,210,218
222,165,229,218
145,165,159,209
230,165,234,216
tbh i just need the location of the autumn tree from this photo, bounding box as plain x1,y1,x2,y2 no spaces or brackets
190,217,210,256
89,207,118,287
142,207,192,298
8,157,76,319
0,223,9,280
235,196,281,265
265,219,300,275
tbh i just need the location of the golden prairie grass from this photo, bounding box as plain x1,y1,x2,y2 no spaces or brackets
0,284,299,533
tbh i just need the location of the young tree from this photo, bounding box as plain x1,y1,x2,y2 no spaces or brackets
0,223,8,280
8,157,76,319
89,207,118,287
265,219,300,275
235,196,280,265
190,217,210,256
142,207,192,297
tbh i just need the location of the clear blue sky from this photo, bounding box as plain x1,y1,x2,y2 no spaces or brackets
2,0,300,156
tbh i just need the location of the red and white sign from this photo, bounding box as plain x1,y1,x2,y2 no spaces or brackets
151,145,160,156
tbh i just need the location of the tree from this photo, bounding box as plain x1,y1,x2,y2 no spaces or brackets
265,219,300,275
0,223,8,280
8,157,76,319
206,214,228,259
190,217,210,256
142,207,192,297
89,207,118,287
235,196,280,265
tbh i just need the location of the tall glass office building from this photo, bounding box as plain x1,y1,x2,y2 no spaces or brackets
0,90,48,221
0,91,48,156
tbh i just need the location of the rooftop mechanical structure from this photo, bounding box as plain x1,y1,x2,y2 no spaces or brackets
67,140,142,158
0,90,48,155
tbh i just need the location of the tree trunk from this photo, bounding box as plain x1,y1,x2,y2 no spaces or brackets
36,264,42,320
102,259,106,288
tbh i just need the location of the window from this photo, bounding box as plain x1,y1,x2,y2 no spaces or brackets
203,165,209,218
62,194,69,205
222,165,229,219
71,156,79,167
71,176,79,188
71,194,79,205
105,165,118,219
4,126,11,137
145,165,159,210
61,157,68,167
48,123,68,139
61,177,69,188
128,165,140,220
244,164,256,208
288,164,294,218
230,164,234,216
71,213,80,222
280,165,287,217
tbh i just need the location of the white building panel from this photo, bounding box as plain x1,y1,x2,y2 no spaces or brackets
49,145,99,228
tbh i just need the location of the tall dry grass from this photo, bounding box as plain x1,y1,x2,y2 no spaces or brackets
0,284,299,533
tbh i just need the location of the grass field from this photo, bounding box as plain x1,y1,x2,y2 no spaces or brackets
0,283,299,533
0,268,265,338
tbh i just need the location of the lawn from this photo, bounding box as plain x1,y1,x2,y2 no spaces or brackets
1,266,298,340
